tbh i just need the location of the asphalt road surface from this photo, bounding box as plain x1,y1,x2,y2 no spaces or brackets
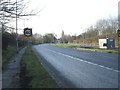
32,44,119,88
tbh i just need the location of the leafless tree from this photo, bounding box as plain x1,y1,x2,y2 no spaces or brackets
0,0,44,33
0,0,44,50
0,0,40,24
33,33,43,44
95,18,118,35
75,17,118,46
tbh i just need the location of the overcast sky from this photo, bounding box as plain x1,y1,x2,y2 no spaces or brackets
15,0,119,38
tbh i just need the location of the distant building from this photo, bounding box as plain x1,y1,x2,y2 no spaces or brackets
61,30,64,39
61,30,65,43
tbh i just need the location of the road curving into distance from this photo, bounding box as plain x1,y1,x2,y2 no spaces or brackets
32,44,119,88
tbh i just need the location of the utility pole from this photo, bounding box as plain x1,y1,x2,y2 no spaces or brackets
118,1,120,89
16,0,18,53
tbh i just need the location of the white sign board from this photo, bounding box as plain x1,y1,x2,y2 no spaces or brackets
99,39,107,49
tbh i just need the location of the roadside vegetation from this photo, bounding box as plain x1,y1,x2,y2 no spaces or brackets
52,44,119,53
52,43,70,47
1,0,42,69
2,46,16,68
2,31,26,69
20,46,58,88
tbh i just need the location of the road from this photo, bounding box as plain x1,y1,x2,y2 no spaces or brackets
32,44,119,88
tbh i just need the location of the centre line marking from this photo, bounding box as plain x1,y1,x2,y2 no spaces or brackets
47,48,119,73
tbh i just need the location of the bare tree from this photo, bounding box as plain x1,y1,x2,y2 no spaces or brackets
33,33,43,44
0,0,44,50
95,18,118,36
1,0,22,24
43,34,56,43
0,0,42,25
74,17,118,46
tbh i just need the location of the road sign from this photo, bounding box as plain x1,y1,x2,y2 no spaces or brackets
24,28,32,37
118,29,120,37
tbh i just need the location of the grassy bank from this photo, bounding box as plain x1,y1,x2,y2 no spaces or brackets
20,46,58,88
52,44,119,53
2,46,16,67
52,44,70,47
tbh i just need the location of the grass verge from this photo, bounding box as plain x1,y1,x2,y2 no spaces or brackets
52,44,119,53
20,46,58,88
52,43,70,47
77,48,118,53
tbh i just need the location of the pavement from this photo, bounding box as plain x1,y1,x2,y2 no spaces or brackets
2,47,26,88
33,44,119,88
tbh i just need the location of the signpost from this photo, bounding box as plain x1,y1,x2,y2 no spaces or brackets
118,29,120,37
24,28,32,46
117,29,120,44
117,29,120,54
24,28,32,37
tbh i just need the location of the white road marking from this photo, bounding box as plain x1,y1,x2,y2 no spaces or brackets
47,48,119,73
